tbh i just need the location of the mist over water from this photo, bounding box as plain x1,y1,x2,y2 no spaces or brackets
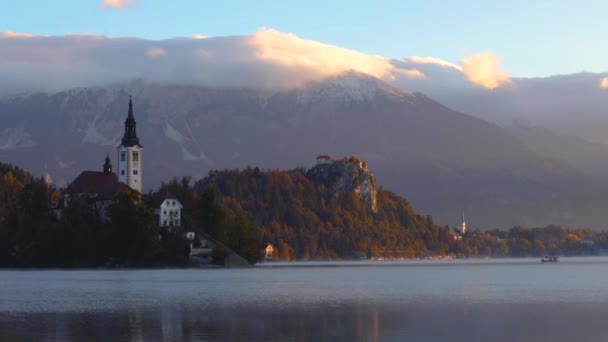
2,258,608,341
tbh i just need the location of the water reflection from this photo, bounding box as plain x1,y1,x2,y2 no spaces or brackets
6,302,608,341
0,303,393,341
4,259,608,341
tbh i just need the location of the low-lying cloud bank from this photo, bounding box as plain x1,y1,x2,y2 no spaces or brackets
0,28,427,93
0,28,517,94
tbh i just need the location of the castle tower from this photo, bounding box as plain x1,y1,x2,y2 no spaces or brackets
117,97,143,193
461,213,466,235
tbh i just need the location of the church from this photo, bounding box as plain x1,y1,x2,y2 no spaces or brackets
449,214,467,240
68,97,143,196
66,98,182,226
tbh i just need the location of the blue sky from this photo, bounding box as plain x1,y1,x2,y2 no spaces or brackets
1,0,607,77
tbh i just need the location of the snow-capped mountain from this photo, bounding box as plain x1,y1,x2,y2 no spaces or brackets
1,73,606,229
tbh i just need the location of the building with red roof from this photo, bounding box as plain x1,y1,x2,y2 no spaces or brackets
65,155,133,220
69,156,118,194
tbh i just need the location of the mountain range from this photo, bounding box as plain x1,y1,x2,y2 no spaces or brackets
1,72,608,229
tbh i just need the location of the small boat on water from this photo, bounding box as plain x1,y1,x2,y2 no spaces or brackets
541,256,559,262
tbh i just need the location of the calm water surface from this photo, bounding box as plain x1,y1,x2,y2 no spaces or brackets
2,257,608,341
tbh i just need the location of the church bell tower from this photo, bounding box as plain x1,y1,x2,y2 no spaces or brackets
103,154,113,175
461,213,466,235
117,97,143,193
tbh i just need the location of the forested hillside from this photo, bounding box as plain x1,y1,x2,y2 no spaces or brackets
196,167,455,259
2,160,607,267
195,167,608,260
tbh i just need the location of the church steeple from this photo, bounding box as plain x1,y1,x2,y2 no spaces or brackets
103,154,112,175
461,212,466,235
117,97,143,193
121,97,141,147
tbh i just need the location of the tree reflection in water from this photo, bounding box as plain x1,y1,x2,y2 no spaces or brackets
0,303,399,341
6,302,608,341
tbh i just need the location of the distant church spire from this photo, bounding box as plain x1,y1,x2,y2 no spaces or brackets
461,212,466,235
103,154,112,175
121,96,141,147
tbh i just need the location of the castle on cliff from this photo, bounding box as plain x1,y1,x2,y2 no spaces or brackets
316,155,368,171
310,154,377,212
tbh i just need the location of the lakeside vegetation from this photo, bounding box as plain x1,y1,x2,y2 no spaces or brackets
0,162,259,267
1,162,607,267
196,168,608,259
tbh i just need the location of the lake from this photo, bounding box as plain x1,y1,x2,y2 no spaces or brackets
2,257,608,341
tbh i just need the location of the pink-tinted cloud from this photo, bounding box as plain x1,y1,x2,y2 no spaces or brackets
99,0,139,10
600,77,608,89
460,52,511,89
192,34,209,40
0,31,35,38
249,28,423,84
402,56,462,71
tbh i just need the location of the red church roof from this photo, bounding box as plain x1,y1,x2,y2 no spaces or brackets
69,171,118,194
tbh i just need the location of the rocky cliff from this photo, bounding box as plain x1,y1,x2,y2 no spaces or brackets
306,156,377,212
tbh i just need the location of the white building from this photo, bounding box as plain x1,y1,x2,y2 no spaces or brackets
118,97,143,193
160,198,182,227
148,194,183,227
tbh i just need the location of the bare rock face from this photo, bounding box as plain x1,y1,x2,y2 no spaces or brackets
307,156,377,212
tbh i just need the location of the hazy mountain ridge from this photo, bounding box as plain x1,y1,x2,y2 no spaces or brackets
0,73,606,229
397,70,608,144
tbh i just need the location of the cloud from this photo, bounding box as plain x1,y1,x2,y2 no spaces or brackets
600,77,608,89
460,52,511,89
0,28,426,93
0,31,35,38
401,56,462,71
99,0,139,10
192,34,209,40
65,33,107,39
396,68,425,79
146,47,166,58
249,28,423,83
